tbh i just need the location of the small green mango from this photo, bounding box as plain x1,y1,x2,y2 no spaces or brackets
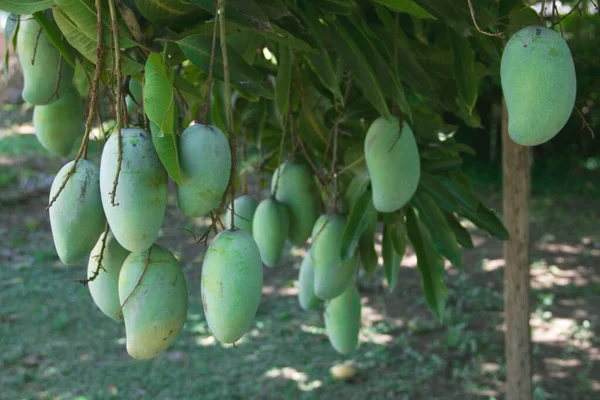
298,251,322,311
225,195,257,234
325,284,361,355
119,245,188,360
252,197,290,267
311,213,358,300
100,128,167,252
271,162,322,245
49,159,106,265
201,230,263,343
177,124,231,217
364,116,420,213
88,231,130,322
501,26,576,146
33,91,83,156
17,17,74,105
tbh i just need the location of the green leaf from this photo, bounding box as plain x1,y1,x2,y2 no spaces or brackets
136,0,204,26
304,52,343,103
359,215,378,276
325,19,390,119
419,172,459,213
382,222,401,292
191,0,272,31
406,207,447,321
412,191,462,267
4,14,18,84
373,0,436,19
439,176,478,212
275,45,291,116
32,12,75,68
144,53,182,184
389,212,408,258
448,28,477,114
460,202,509,240
341,187,377,263
178,34,274,99
0,0,52,14
444,211,474,249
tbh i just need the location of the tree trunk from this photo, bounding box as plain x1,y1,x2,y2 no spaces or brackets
502,98,532,400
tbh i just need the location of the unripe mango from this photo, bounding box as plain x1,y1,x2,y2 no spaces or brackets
100,128,167,252
298,251,322,311
49,159,106,265
225,195,257,234
88,231,130,321
252,197,290,267
33,91,83,156
17,17,74,105
311,213,358,300
119,245,188,360
201,230,263,343
271,162,322,245
177,124,231,217
364,117,420,212
325,284,361,354
501,26,576,146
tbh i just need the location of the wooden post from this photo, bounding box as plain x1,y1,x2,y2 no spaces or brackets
502,98,532,400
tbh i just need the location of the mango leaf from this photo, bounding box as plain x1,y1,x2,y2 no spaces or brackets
32,12,75,68
341,187,377,263
460,202,509,240
438,176,478,212
0,0,52,14
4,14,18,84
191,0,272,31
383,221,401,292
275,45,291,116
373,0,436,19
359,216,378,275
144,53,181,184
412,191,462,268
136,0,204,26
343,173,370,210
305,52,343,103
406,207,447,321
444,211,474,249
419,172,458,212
448,28,477,114
178,34,274,99
389,212,408,257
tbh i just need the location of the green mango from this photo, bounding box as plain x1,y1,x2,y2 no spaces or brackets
177,124,231,217
17,17,74,105
501,26,576,146
298,250,322,311
201,230,262,343
311,213,358,300
364,116,420,212
33,91,83,156
252,197,290,267
324,284,361,355
100,128,167,252
271,162,322,245
119,245,188,360
225,195,257,234
49,159,106,265
88,231,130,322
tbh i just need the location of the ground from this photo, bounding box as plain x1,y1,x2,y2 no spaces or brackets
0,117,599,400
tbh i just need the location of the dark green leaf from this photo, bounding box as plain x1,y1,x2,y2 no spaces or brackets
275,45,291,116
359,215,378,275
136,0,204,26
383,223,401,292
448,28,477,114
390,212,408,258
444,211,474,249
419,172,458,212
439,176,478,212
341,187,377,263
32,12,75,68
460,202,509,240
0,0,52,14
304,52,343,102
406,207,447,321
373,0,436,19
4,14,18,84
178,34,274,99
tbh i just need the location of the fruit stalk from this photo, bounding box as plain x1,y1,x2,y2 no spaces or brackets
108,0,123,206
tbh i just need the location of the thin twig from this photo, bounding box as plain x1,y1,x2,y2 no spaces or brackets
108,0,123,207
330,122,340,212
272,113,288,197
202,13,220,124
76,223,109,285
119,247,153,314
31,27,42,65
575,107,595,138
466,0,505,38
296,134,326,187
46,53,64,103
337,155,365,176
219,0,237,230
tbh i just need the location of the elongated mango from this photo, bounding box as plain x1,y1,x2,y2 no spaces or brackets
364,117,420,213
49,159,106,265
325,284,361,354
252,197,290,267
225,195,257,234
201,230,263,343
298,251,322,311
119,245,188,360
177,124,231,217
17,17,74,105
88,231,130,321
33,91,83,156
271,162,322,245
100,128,167,252
311,213,358,300
501,26,576,146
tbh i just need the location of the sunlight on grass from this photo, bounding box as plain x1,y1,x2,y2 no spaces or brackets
264,367,323,391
